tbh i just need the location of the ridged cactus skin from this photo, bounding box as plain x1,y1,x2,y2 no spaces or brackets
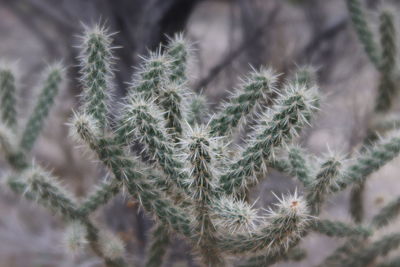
0,20,400,267
20,65,63,152
0,66,17,129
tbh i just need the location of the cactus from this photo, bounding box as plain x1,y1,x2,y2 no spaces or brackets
0,22,400,267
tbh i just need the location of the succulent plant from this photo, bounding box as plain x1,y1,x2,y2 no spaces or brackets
1,5,400,265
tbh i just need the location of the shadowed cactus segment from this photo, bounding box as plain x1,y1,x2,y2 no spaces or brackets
307,153,342,215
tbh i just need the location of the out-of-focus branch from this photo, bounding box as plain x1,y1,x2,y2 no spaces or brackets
193,3,281,92
2,1,62,58
300,17,348,61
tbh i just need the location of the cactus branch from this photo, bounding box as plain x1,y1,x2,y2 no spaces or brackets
342,233,400,267
79,179,121,217
310,219,371,238
335,133,400,191
371,196,400,229
0,67,17,129
307,155,342,215
346,0,380,68
79,25,115,130
20,64,63,152
375,10,397,112
287,145,313,186
219,84,319,195
209,68,277,137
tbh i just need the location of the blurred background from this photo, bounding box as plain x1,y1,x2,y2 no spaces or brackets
0,0,399,266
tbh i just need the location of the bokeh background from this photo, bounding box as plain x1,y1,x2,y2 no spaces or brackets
0,0,399,266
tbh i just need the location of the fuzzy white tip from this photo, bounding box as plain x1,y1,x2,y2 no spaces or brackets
269,190,310,220
0,61,19,76
24,165,77,203
99,232,125,260
70,112,101,144
63,221,88,256
212,197,260,233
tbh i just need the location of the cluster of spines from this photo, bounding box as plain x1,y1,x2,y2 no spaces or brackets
210,196,258,233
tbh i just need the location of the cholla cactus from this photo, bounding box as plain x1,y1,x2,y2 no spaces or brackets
0,22,399,267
